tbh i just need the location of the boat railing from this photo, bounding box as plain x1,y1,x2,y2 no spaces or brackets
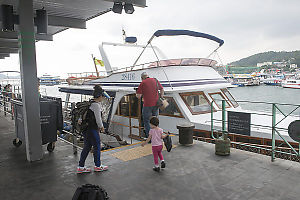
0,86,23,119
66,72,103,85
207,99,300,162
65,58,217,85
108,57,218,74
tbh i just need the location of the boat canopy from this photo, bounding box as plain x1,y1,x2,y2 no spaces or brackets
152,30,224,47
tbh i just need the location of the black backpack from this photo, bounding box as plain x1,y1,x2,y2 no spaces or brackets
72,184,109,200
71,101,94,133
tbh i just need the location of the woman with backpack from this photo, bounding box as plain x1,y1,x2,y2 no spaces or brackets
77,85,109,174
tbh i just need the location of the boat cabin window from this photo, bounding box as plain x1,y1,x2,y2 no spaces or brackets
208,92,231,109
159,97,183,118
180,92,213,114
221,89,239,108
116,95,183,118
116,94,139,118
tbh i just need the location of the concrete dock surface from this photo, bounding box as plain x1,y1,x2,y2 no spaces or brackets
0,114,299,200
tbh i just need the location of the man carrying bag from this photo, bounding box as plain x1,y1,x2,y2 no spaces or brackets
136,72,164,138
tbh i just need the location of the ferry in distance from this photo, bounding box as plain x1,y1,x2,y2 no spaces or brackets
282,73,300,89
39,74,61,86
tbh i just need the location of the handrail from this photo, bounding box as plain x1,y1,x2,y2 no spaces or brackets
195,136,299,161
210,99,300,162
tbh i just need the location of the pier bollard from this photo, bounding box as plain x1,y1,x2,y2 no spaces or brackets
177,123,195,146
215,137,231,156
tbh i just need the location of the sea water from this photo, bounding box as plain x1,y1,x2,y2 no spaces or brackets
229,85,300,116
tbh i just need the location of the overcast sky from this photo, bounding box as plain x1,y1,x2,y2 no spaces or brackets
1,0,300,78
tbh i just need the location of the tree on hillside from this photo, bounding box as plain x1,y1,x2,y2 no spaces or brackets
230,50,300,67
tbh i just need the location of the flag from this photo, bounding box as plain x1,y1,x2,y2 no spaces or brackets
94,58,104,67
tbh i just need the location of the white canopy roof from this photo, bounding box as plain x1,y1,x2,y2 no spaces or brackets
0,0,146,57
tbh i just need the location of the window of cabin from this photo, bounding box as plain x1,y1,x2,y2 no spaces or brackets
180,92,213,114
209,92,231,109
159,97,183,118
221,89,239,108
116,94,139,118
119,95,130,116
130,94,139,118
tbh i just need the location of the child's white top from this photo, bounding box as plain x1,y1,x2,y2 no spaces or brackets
149,128,163,146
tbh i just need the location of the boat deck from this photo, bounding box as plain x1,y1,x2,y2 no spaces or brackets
1,114,300,200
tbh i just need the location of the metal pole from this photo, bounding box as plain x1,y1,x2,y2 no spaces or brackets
222,100,227,140
91,54,100,77
4,97,6,116
18,0,43,161
211,101,215,139
71,103,78,155
132,35,155,68
271,103,276,162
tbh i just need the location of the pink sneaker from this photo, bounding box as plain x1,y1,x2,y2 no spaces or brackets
94,165,108,172
77,167,91,174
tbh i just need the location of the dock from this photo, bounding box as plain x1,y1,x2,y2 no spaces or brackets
1,114,300,200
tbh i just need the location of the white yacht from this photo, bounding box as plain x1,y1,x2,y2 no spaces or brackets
282,78,300,89
59,30,299,150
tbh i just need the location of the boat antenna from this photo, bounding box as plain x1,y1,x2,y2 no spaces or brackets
149,42,173,90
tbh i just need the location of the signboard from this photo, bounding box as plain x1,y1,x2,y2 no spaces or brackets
228,111,251,136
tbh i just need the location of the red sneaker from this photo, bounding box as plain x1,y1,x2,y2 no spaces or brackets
77,167,91,174
94,165,108,172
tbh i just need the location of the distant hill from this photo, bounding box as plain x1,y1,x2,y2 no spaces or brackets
230,51,300,67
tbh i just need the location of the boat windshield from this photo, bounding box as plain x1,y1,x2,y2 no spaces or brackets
112,58,217,73
208,92,231,109
147,58,217,67
221,89,239,108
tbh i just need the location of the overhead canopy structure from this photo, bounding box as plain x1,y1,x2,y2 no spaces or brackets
0,0,147,58
153,29,224,47
1,0,147,162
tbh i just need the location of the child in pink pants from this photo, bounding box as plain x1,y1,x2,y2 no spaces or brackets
141,117,169,172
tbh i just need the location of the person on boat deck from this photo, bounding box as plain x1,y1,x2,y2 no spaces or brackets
77,85,108,174
136,72,164,138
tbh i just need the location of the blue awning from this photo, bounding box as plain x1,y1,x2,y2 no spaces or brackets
153,30,224,46
59,87,93,95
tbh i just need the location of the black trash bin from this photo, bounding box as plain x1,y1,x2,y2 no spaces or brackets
12,96,63,152
177,123,195,145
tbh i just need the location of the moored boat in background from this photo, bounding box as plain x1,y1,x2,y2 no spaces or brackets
39,74,61,86
282,79,300,89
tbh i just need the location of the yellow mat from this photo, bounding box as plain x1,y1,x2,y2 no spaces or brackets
111,144,176,162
